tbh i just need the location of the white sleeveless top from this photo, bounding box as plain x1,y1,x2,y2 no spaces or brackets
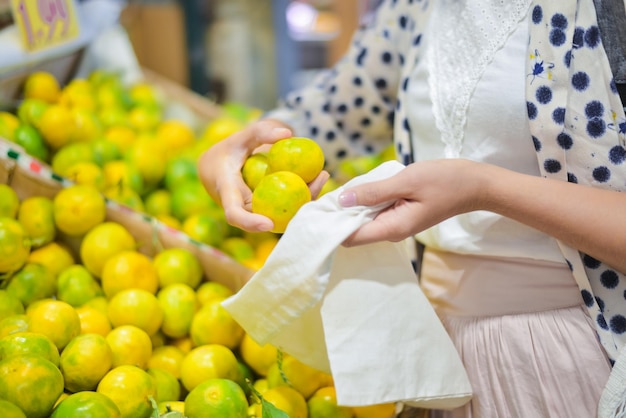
406,1,565,264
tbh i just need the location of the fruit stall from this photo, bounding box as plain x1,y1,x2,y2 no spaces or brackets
0,0,418,417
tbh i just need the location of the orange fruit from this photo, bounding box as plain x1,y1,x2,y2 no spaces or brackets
0,216,31,274
153,248,203,289
103,185,145,212
155,120,196,157
102,160,144,195
0,314,29,338
147,367,180,403
128,105,161,132
0,111,20,142
0,184,19,218
266,137,325,183
148,345,185,379
96,365,157,418
181,213,228,248
26,299,81,350
60,333,113,392
180,344,241,392
13,124,49,161
239,333,278,377
195,281,234,306
38,104,75,149
144,189,171,217
164,157,199,191
51,391,122,418
51,141,96,177
0,331,60,366
0,399,26,418
219,237,255,263
57,79,96,111
189,299,244,349
91,138,121,166
70,107,103,142
169,336,194,354
170,180,218,221
157,283,198,339
0,290,24,321
17,98,49,128
251,171,311,233
53,184,107,236
107,289,164,336
0,355,64,418
267,353,330,399
242,152,269,190
101,251,159,298
200,116,244,145
158,400,185,415
80,222,137,278
106,325,153,369
16,196,56,248
103,126,136,155
65,162,106,190
75,305,112,336
23,71,61,104
27,241,75,278
124,133,167,187
56,264,103,307
352,403,396,418
308,386,354,418
6,262,56,307
253,386,308,418
318,177,341,198
185,378,249,418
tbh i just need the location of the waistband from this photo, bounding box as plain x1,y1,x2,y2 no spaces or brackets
419,248,583,317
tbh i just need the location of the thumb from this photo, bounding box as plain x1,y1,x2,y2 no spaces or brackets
338,177,399,208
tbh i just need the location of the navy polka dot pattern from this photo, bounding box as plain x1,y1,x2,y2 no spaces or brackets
265,0,626,362
527,0,626,360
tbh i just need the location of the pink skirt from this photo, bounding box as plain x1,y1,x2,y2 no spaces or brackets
419,249,612,418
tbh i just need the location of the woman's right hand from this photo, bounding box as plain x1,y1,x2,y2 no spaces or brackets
198,119,293,232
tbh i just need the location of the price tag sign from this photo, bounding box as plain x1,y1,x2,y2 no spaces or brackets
10,0,80,52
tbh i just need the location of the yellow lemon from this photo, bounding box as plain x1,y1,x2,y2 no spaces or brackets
38,104,75,149
27,241,75,278
6,262,56,307
26,299,81,350
22,71,61,104
51,391,122,418
239,333,278,377
148,345,185,380
153,248,203,289
75,305,112,336
53,184,107,236
0,355,64,418
266,137,325,183
0,217,31,274
56,264,104,307
106,325,153,369
80,222,136,278
96,365,157,418
16,196,56,247
107,288,164,336
185,378,249,418
60,333,113,392
242,152,269,190
65,161,106,190
101,251,159,298
147,367,180,403
251,171,311,234
190,299,244,349
0,184,19,218
157,283,198,339
180,344,241,392
0,331,60,366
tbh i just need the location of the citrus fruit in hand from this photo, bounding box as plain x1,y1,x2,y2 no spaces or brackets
107,288,164,336
308,386,354,418
106,325,153,369
266,137,325,183
185,378,249,418
0,355,64,418
0,217,31,274
0,331,60,366
242,152,269,190
180,344,241,392
60,333,113,392
0,185,19,218
80,222,136,278
157,283,198,339
6,262,56,306
190,299,244,349
16,196,55,248
53,184,107,236
51,391,122,418
252,171,311,233
96,365,157,418
153,248,203,289
23,71,61,104
101,250,159,298
26,299,81,350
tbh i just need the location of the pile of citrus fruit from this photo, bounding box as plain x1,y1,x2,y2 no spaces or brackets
0,182,396,418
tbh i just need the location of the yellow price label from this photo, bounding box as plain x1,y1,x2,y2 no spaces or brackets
10,0,80,52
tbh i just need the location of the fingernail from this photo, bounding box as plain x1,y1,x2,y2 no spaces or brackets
272,127,291,136
338,191,356,207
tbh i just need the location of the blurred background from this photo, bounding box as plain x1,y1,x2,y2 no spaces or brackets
117,0,382,110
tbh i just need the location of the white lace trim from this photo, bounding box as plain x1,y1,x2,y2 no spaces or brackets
427,0,532,157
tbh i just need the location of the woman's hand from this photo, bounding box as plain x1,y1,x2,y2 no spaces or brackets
338,159,489,246
198,118,330,233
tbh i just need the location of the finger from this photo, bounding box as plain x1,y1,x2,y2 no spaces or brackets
309,170,331,199
223,205,275,232
338,175,403,208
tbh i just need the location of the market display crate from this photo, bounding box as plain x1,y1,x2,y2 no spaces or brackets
0,137,255,292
